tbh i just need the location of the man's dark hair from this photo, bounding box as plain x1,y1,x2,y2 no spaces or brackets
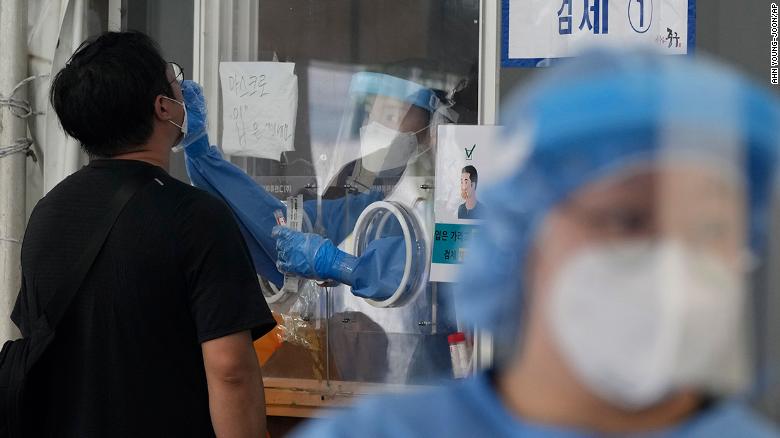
462,165,478,189
50,31,173,157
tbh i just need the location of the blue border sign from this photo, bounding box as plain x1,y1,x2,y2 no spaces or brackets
502,0,696,67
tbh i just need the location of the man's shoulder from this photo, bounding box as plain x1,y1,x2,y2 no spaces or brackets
164,179,241,239
155,173,218,205
36,163,196,205
32,166,229,227
170,181,233,221
32,166,92,208
95,168,231,220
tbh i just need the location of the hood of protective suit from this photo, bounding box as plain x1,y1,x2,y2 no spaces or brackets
454,50,780,371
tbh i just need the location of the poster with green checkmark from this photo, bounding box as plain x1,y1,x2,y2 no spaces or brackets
431,125,510,282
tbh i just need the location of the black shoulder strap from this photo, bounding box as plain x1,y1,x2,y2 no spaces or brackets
41,170,155,330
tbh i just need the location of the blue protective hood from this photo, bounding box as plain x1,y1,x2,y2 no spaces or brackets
349,72,439,113
454,50,780,367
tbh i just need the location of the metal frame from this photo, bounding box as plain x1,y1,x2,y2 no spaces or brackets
475,0,500,370
478,0,500,126
108,0,121,31
263,377,434,418
0,0,28,343
192,0,261,160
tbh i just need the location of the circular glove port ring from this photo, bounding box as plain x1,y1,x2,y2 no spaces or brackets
352,201,429,308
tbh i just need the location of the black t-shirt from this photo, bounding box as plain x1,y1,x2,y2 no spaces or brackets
12,159,275,437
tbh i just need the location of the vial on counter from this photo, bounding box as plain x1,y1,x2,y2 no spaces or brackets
448,332,470,379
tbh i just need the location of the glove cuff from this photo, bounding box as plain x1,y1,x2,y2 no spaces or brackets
327,250,359,286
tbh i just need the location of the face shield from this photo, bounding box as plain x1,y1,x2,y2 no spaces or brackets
538,158,751,409
317,72,454,196
455,51,780,415
309,72,457,308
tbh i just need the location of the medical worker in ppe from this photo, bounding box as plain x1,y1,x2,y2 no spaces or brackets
292,51,780,437
181,72,448,301
272,71,448,302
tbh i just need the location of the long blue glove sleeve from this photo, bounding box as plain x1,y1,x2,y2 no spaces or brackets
185,138,286,286
348,236,406,300
273,226,405,300
184,139,385,286
181,80,387,293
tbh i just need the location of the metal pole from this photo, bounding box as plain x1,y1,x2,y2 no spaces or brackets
478,0,500,125
0,0,28,343
472,0,501,371
108,0,123,32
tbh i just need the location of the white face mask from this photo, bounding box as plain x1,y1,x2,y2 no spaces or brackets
359,122,420,173
162,96,187,152
547,240,750,410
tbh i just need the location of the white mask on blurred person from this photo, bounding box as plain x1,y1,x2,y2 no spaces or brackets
548,240,750,410
359,122,419,173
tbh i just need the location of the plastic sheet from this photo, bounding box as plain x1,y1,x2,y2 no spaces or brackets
274,279,322,350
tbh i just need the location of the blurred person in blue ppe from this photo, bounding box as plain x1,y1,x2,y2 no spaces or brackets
181,72,452,301
292,50,780,437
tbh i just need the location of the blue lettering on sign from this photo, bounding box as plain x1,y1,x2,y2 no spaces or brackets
579,0,609,34
629,0,653,33
503,0,695,67
557,0,573,35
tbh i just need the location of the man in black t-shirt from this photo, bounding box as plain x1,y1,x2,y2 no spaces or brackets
11,31,275,437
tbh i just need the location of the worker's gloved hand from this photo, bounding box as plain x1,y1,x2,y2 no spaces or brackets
180,80,209,153
272,226,357,285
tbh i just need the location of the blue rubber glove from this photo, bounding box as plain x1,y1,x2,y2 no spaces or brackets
180,79,209,149
272,226,358,284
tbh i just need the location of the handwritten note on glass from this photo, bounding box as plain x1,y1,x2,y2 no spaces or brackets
219,62,298,160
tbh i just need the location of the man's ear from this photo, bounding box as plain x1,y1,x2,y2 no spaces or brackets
154,95,174,122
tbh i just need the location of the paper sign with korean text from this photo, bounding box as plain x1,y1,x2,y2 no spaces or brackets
219,62,298,159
